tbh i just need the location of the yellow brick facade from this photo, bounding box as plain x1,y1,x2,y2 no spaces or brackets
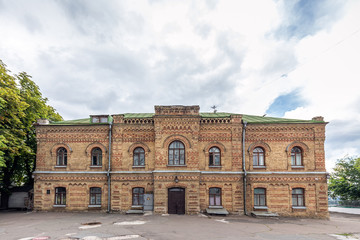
33,105,328,218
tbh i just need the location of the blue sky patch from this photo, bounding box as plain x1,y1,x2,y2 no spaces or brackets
274,0,344,40
266,89,306,117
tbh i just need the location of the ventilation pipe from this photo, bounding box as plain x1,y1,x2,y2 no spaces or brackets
242,121,248,215
107,119,113,213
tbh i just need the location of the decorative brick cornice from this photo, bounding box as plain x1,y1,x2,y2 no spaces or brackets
200,118,231,124
248,176,327,182
35,176,107,181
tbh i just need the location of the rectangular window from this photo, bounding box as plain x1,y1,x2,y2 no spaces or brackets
55,187,66,205
132,188,144,206
90,187,101,205
209,188,221,206
254,188,266,206
292,188,305,206
100,117,108,123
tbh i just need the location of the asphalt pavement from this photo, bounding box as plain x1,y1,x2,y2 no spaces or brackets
1,210,360,240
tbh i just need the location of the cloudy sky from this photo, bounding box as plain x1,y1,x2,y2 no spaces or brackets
1,0,360,171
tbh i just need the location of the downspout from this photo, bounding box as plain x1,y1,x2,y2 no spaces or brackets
107,119,113,213
242,121,248,215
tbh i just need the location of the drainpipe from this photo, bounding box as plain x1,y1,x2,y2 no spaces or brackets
242,121,248,215
107,119,113,213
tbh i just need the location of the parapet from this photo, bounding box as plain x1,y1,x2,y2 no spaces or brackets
154,105,200,116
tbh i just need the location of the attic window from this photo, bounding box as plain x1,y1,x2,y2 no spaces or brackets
100,117,108,123
92,116,108,123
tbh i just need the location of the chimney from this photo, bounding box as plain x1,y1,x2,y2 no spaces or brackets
312,116,324,122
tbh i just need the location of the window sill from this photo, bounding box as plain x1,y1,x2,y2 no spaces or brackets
53,205,66,207
208,205,223,209
90,166,102,168
253,166,266,169
88,205,101,208
254,206,268,210
291,166,304,169
292,206,306,209
54,166,67,168
209,166,222,168
132,166,145,168
167,165,187,167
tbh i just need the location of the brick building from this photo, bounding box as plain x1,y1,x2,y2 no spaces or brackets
33,105,329,218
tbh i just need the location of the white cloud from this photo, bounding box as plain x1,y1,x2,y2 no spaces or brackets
0,0,359,171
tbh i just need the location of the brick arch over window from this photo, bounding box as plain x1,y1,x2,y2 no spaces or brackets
203,142,226,154
85,142,107,157
162,134,192,149
285,142,309,157
128,142,151,156
247,141,271,156
50,143,72,157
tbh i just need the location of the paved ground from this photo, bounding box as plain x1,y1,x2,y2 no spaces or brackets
329,207,360,215
1,211,360,240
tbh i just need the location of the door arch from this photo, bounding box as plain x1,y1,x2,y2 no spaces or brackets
168,187,185,214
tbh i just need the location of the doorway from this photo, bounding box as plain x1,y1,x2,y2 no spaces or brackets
168,187,185,214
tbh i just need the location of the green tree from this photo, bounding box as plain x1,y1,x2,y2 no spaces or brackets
0,60,62,208
328,156,360,200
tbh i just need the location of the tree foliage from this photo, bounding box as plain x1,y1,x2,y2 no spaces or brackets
328,156,360,200
0,59,62,207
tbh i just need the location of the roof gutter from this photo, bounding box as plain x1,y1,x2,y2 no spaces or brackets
242,120,248,216
107,119,113,213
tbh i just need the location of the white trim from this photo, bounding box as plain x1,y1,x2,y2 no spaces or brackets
112,171,152,174
53,205,66,207
291,166,305,169
201,171,244,174
254,206,268,210
88,205,102,208
253,166,266,169
292,206,307,209
208,205,223,209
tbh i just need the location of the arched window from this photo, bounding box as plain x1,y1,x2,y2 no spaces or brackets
56,148,67,166
209,188,221,206
133,147,145,166
168,141,185,165
291,147,302,166
90,187,101,205
292,188,305,206
253,147,265,166
55,187,66,205
132,187,144,206
209,147,221,166
254,188,266,207
91,147,102,166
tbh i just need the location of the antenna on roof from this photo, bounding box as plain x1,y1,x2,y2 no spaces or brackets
211,105,218,113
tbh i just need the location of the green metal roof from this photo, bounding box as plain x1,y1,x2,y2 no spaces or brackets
199,112,233,118
123,113,155,118
241,114,323,124
50,118,92,125
47,112,324,125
